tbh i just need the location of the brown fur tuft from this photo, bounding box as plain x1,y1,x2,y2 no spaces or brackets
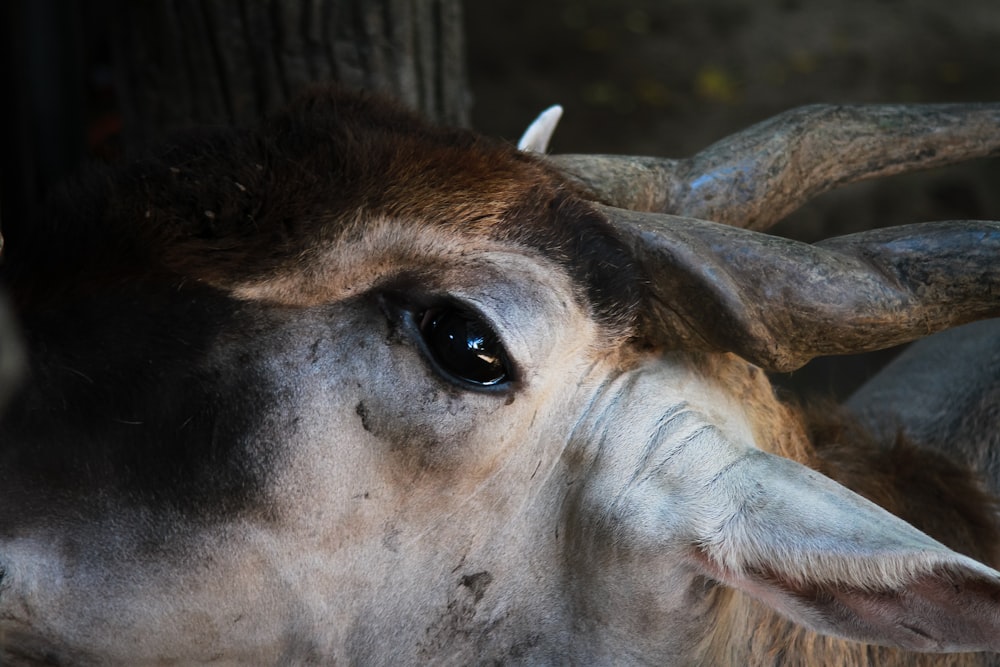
805,402,1000,568
4,87,641,333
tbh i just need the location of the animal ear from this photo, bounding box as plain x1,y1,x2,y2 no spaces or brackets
691,450,1000,652
518,105,564,153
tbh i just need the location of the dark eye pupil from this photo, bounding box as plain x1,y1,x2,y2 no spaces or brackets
421,308,509,386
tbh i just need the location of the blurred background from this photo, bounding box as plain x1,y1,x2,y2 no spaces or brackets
4,0,1000,400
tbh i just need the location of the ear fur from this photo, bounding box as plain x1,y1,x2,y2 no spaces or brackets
691,450,1000,652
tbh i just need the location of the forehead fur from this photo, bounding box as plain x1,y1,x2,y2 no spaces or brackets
8,88,639,329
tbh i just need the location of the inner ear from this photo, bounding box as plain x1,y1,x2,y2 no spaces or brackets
760,565,1000,652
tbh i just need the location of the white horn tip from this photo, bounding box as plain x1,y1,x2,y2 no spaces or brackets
517,105,564,153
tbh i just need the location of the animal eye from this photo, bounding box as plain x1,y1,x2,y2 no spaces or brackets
418,306,511,387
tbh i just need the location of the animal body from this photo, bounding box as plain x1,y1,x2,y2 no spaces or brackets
1,87,1000,665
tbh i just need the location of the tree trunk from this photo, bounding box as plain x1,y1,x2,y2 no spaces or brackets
109,0,470,149
2,0,469,241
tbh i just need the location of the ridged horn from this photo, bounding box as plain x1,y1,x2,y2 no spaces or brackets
601,203,1000,371
553,104,1000,230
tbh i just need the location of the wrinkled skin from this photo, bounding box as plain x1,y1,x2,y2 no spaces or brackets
1,89,999,665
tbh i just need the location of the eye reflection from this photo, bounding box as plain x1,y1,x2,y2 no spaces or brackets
418,306,510,387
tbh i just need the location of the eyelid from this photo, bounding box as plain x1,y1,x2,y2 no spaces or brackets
379,292,520,392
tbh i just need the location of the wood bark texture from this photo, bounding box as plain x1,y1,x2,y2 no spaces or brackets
109,0,469,148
